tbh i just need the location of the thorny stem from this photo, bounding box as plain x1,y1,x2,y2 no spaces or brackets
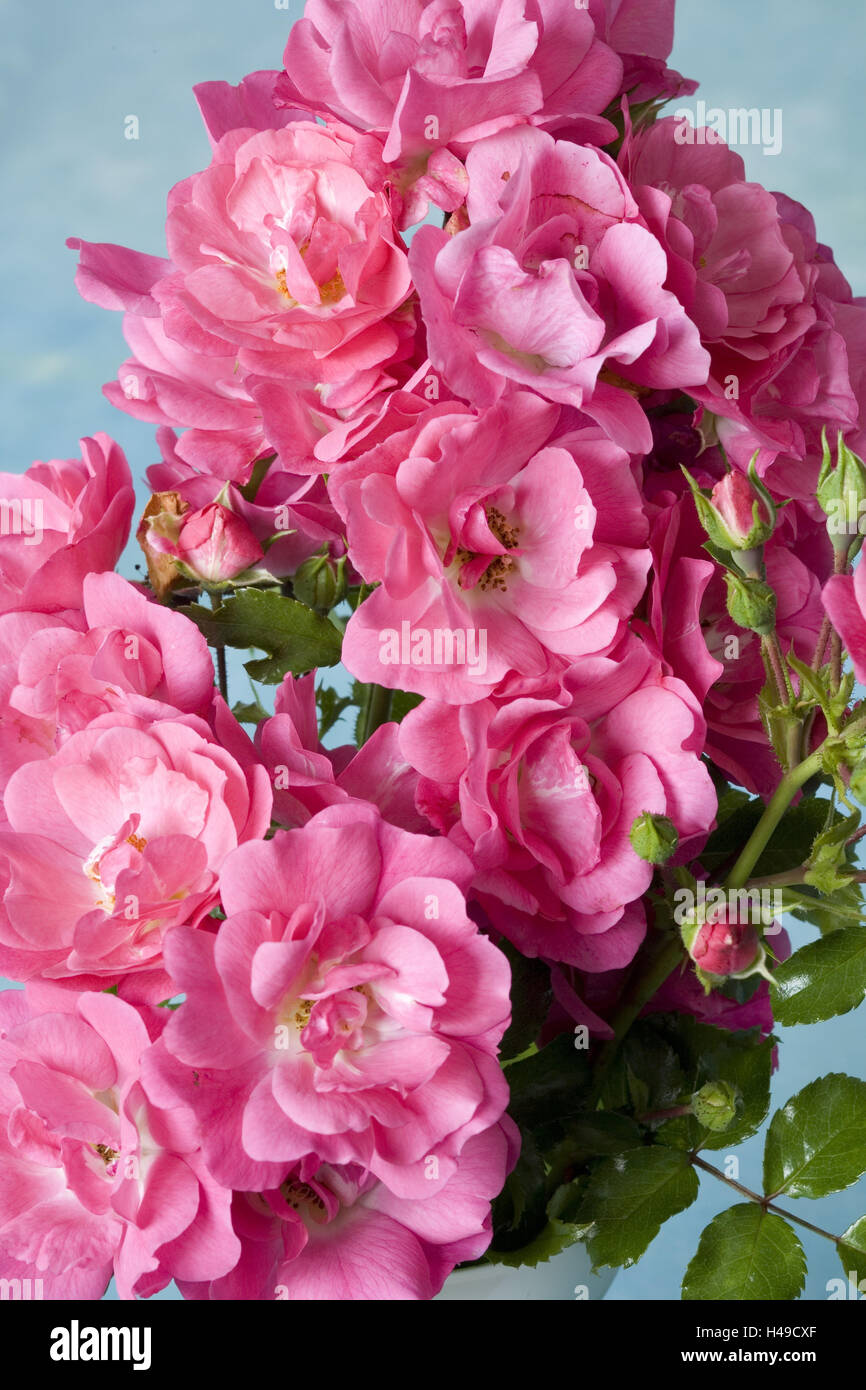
691,1156,841,1245
762,634,790,707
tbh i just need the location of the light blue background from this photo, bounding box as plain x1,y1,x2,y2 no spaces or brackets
1,0,865,1301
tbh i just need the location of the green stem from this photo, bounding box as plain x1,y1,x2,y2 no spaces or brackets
691,1156,840,1245
358,683,393,746
724,749,824,890
743,867,808,890
590,932,685,1103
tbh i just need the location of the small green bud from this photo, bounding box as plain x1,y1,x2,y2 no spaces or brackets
691,1081,739,1133
292,553,347,612
724,572,777,636
629,812,679,864
816,428,866,559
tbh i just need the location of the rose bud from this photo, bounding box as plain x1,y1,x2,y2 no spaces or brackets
137,490,190,600
680,907,772,991
683,458,775,563
816,427,866,560
175,502,264,585
629,812,679,865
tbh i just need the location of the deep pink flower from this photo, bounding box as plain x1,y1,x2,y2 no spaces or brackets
146,801,512,1200
622,121,866,493
0,988,239,1300
0,435,134,616
175,1125,517,1300
276,0,624,226
410,127,709,450
330,393,651,702
399,636,717,966
0,712,272,992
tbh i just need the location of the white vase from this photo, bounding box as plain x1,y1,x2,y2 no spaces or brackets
435,1243,617,1301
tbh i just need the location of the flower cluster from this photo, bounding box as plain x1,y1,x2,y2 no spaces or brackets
3,0,866,1302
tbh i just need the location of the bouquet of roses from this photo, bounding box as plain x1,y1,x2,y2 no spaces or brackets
1,0,866,1302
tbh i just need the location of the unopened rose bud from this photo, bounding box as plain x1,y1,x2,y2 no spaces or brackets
711,465,775,549
629,812,679,864
724,572,777,636
683,459,775,556
681,910,761,981
691,1081,738,1132
816,428,866,559
175,503,264,584
292,552,348,612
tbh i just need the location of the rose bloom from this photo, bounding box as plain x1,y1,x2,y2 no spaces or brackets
0,712,272,994
70,118,417,454
621,118,866,493
277,0,624,226
399,635,716,966
0,988,239,1299
330,392,651,702
410,126,709,452
0,572,216,809
171,1125,516,1301
145,801,512,1203
0,435,134,616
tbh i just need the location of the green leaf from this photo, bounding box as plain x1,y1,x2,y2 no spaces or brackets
763,1073,866,1199
489,1129,548,1251
180,589,342,682
752,799,839,877
314,683,356,738
682,1205,806,1300
699,794,764,876
574,1147,699,1270
390,688,423,723
600,1019,686,1114
505,1034,591,1131
498,945,552,1062
486,1181,587,1269
231,699,268,727
773,929,866,1025
838,1216,866,1286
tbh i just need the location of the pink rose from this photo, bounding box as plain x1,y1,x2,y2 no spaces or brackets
410,127,709,451
159,121,414,391
622,121,866,490
330,393,651,702
0,712,272,992
69,121,418,465
174,1126,517,1301
0,435,134,615
276,0,623,226
0,988,239,1299
147,801,512,1200
0,572,216,808
258,673,427,833
399,636,717,966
